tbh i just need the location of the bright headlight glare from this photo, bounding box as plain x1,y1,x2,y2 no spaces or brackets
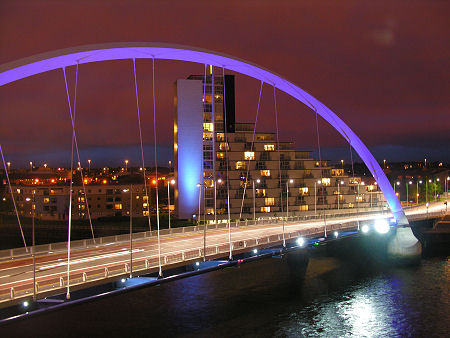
374,219,390,234
296,237,305,247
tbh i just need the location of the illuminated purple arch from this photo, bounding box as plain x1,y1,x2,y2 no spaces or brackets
0,42,407,225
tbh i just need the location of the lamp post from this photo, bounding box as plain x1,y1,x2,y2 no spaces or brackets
435,178,440,201
417,180,422,205
123,186,133,278
337,180,344,210
252,178,260,222
196,183,201,225
341,159,344,170
383,159,386,169
406,181,412,207
394,181,400,195
167,179,175,230
447,176,450,199
26,193,36,300
314,180,321,215
214,178,222,224
29,161,33,171
283,179,293,248
88,159,91,173
427,179,431,204
125,160,129,172
6,161,10,172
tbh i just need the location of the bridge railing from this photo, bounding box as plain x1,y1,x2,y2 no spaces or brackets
0,218,368,304
0,206,394,261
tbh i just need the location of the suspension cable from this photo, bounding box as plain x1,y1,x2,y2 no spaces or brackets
0,145,27,249
222,67,232,260
132,59,152,232
273,86,283,213
239,81,264,219
314,109,327,237
62,67,74,300
151,57,163,278
63,64,95,241
273,86,285,247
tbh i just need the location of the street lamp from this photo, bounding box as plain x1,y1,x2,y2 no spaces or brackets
337,180,344,210
394,181,400,195
123,187,133,278
125,160,129,172
406,181,412,207
88,159,91,172
29,161,33,171
435,178,440,201
214,178,222,224
167,179,175,230
252,178,260,222
447,176,450,198
417,180,422,205
6,161,10,172
383,159,386,169
283,179,294,248
196,183,202,225
26,192,36,300
341,159,344,170
314,180,321,215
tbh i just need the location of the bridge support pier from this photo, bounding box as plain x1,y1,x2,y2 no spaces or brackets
387,227,422,265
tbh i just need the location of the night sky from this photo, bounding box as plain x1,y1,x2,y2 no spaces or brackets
0,0,448,168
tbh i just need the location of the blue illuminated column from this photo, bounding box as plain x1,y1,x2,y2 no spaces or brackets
174,79,203,219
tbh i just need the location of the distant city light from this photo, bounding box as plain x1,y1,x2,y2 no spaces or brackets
333,231,339,238
253,248,258,254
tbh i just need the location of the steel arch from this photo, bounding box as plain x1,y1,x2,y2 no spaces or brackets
0,42,407,224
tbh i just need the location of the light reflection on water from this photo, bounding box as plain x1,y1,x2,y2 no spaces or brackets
277,258,449,338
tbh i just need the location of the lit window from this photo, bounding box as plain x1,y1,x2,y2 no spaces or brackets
203,132,213,140
261,206,271,213
299,187,309,195
322,178,331,186
236,161,246,170
43,198,50,203
143,210,149,216
219,142,229,151
256,189,266,197
244,152,255,160
114,203,122,210
265,198,275,206
264,144,275,151
260,170,270,177
143,203,148,208
143,196,148,202
204,179,213,188
203,123,214,132
217,152,225,160
216,133,225,141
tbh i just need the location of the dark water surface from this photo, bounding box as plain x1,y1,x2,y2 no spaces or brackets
3,247,449,338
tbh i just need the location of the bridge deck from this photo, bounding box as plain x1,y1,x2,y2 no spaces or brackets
0,202,446,308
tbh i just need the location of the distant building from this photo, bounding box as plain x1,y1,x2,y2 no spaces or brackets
174,73,385,221
5,184,151,220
